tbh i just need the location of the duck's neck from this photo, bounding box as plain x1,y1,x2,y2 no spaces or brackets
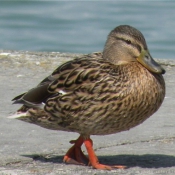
102,42,134,65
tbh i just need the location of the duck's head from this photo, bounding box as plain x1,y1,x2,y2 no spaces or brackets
103,25,165,74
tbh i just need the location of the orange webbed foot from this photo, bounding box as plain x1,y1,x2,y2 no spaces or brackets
84,138,126,170
63,136,126,170
63,136,89,165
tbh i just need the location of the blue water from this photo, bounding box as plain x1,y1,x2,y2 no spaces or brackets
0,1,175,59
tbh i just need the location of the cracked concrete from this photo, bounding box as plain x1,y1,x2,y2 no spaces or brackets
0,50,175,175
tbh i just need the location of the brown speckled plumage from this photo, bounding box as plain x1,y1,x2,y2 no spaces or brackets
31,59,165,135
11,25,166,169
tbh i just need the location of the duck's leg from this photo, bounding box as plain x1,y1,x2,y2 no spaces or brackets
84,137,126,170
63,136,89,165
63,135,126,170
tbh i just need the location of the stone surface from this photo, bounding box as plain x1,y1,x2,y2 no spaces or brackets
0,50,175,175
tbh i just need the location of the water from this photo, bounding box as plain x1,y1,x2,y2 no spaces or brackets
0,1,175,59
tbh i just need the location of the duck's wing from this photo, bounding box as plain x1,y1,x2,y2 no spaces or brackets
12,83,52,108
12,53,106,109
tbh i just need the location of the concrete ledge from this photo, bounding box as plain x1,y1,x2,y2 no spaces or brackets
0,50,175,68
1,50,175,175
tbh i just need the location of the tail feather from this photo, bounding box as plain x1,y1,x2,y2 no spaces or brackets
7,112,27,119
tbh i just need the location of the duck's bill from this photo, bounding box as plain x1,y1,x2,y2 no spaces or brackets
137,50,165,74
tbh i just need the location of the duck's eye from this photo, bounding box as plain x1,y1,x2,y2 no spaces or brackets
126,39,131,45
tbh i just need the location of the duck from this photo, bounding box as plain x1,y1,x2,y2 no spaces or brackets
10,25,165,170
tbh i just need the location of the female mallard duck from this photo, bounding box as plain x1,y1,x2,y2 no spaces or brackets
10,25,165,170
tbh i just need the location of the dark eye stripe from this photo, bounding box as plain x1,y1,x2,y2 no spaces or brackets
133,43,141,53
126,39,131,44
116,37,141,53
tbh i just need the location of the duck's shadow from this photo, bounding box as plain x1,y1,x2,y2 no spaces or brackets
23,154,175,168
